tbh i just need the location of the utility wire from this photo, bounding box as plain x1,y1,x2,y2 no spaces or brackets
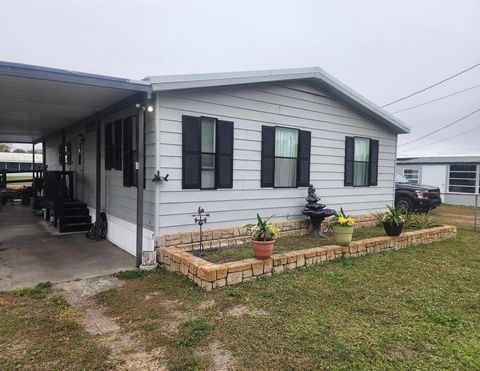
399,124,480,154
399,106,480,147
381,61,480,108
392,83,480,114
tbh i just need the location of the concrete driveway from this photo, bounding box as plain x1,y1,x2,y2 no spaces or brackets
0,204,135,291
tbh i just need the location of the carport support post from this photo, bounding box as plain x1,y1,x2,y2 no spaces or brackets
136,106,145,268
95,115,102,240
32,143,35,179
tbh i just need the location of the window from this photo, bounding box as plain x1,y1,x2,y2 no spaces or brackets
344,136,379,187
182,115,234,190
123,115,139,187
261,126,311,188
448,164,478,193
105,121,122,170
274,127,299,187
353,137,370,186
58,142,72,166
403,169,419,184
201,117,216,189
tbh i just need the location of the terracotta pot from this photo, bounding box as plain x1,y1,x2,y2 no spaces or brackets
251,240,275,260
333,225,354,246
382,222,404,236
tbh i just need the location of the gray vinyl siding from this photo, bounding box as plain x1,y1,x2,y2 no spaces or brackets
44,107,156,231
156,80,398,234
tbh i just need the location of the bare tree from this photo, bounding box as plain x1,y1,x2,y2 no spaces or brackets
0,143,11,152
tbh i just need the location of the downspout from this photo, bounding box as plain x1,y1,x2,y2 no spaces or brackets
154,93,160,243
95,114,102,240
135,98,146,268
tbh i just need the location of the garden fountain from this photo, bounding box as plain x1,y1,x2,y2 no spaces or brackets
302,184,335,237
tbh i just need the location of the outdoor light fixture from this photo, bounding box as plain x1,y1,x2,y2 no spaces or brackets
135,103,154,112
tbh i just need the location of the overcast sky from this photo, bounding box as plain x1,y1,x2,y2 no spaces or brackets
1,0,479,156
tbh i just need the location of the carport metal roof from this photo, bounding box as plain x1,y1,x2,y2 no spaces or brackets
0,61,151,143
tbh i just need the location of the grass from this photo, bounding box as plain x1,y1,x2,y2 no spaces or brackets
203,225,421,263
94,205,479,370
0,283,111,370
1,204,478,370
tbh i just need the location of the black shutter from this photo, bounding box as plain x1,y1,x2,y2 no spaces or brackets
261,126,275,187
182,115,201,189
369,139,379,186
344,136,354,186
123,117,133,186
297,130,311,187
58,144,64,166
114,119,122,170
216,120,234,188
105,123,112,170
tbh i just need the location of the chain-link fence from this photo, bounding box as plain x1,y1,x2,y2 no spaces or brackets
432,193,479,231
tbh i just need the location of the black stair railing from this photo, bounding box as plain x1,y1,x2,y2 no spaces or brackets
44,170,74,230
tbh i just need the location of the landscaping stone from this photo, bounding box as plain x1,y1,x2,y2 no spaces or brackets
157,225,457,290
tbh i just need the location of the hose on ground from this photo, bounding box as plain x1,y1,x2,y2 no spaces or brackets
86,211,108,240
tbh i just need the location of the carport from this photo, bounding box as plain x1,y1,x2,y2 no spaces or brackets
0,61,151,288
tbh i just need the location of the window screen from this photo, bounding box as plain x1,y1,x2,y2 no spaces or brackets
448,164,478,193
353,137,370,186
274,127,298,187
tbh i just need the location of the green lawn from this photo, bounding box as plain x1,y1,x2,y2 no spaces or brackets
0,283,110,370
1,205,479,370
203,225,417,263
96,222,480,370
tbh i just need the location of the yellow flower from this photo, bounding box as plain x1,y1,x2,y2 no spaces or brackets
347,217,354,226
267,224,279,235
338,216,347,225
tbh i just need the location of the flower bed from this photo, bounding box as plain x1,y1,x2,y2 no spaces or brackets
158,225,457,291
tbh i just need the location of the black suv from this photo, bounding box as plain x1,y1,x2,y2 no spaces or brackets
395,174,442,212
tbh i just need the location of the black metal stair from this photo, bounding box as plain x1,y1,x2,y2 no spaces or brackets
60,200,92,233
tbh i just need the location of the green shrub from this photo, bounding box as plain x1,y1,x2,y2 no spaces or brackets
409,211,438,230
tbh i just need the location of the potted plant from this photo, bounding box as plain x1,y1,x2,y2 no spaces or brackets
245,214,280,260
330,208,355,246
378,205,405,236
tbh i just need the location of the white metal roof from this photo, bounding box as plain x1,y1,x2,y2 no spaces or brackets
147,67,411,134
397,156,480,164
0,151,43,163
0,61,151,143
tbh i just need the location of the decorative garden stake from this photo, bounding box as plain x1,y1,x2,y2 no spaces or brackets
302,184,334,236
192,206,209,257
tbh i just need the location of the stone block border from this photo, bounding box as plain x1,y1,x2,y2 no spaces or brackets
156,213,378,252
158,225,457,290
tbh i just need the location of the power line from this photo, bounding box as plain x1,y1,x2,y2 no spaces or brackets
399,106,480,148
392,83,480,114
399,124,480,154
381,61,480,108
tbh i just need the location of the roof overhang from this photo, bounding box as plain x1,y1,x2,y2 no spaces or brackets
147,67,410,134
0,61,151,143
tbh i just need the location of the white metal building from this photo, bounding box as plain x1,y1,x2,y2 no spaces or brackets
397,156,480,206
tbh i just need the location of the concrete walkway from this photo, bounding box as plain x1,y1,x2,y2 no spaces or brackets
0,204,135,291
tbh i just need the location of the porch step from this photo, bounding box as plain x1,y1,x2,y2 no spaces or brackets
64,201,88,209
60,222,93,233
64,215,92,224
64,207,90,216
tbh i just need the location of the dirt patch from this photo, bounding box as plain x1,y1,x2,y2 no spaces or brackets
56,275,168,369
199,298,216,310
226,304,268,318
208,341,236,371
102,332,167,370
